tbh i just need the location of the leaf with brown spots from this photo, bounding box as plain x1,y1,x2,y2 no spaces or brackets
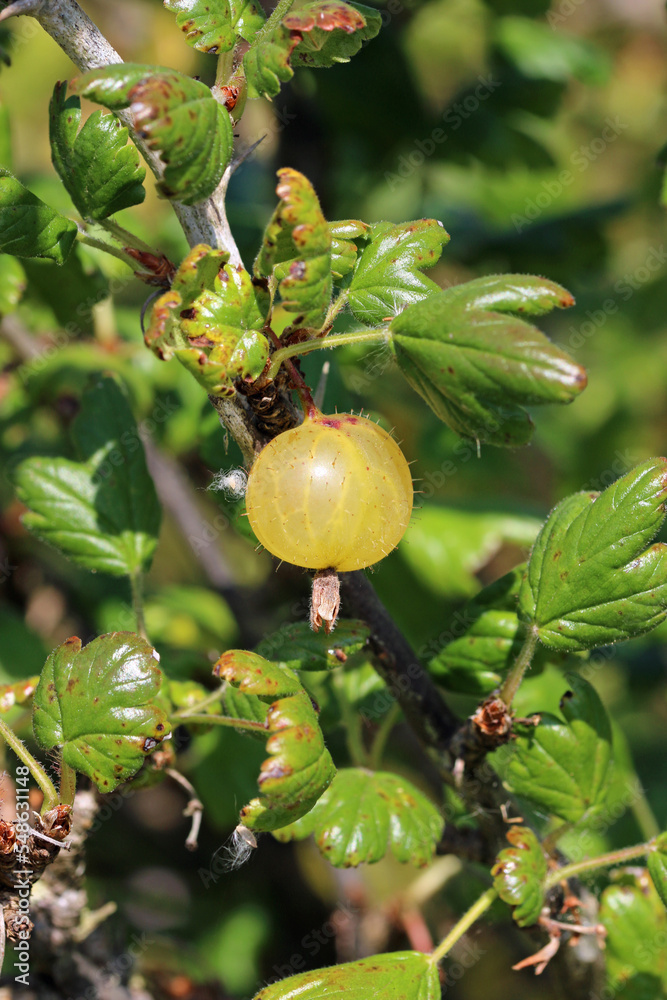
255,168,332,332
49,81,145,221
71,64,233,206
389,273,584,447
347,218,449,326
244,0,381,99
505,673,612,824
32,632,169,793
492,826,547,927
519,459,667,650
252,950,440,1000
212,650,335,831
272,767,443,867
164,0,265,54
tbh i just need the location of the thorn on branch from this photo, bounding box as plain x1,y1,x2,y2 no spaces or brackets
0,0,43,22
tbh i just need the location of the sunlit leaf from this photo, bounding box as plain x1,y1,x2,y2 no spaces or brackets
0,168,76,264
491,826,546,927
164,0,265,53
252,951,439,1000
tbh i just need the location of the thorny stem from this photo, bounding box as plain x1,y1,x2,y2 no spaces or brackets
0,716,59,810
544,840,654,890
430,887,497,965
368,701,401,770
59,760,77,807
130,571,147,640
267,328,389,379
498,625,539,708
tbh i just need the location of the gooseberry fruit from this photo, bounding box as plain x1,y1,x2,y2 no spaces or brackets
245,411,414,572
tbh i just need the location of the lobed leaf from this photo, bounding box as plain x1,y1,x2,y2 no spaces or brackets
71,64,233,205
648,832,667,911
213,650,335,831
273,767,443,868
348,218,449,325
244,1,381,100
256,619,370,671
32,632,169,792
506,673,613,824
0,253,26,313
15,374,161,577
0,167,76,265
252,951,439,1000
49,81,145,221
145,244,270,395
491,826,547,927
255,169,332,332
600,879,667,992
390,274,584,447
164,0,265,54
519,459,667,651
328,219,370,280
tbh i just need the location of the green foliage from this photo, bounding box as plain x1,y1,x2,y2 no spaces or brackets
33,632,169,792
519,459,667,651
648,832,667,911
256,619,371,671
71,65,233,205
347,218,449,325
0,252,25,313
145,244,270,394
213,650,335,831
256,168,332,332
244,1,381,99
491,826,547,927
600,878,667,994
49,82,146,221
505,673,613,823
164,0,265,54
273,767,443,867
0,167,77,264
15,374,161,577
328,220,370,280
252,951,439,1000
390,274,585,446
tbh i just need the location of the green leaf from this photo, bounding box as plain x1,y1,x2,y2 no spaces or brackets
164,0,265,53
328,219,370,281
15,374,161,577
496,16,611,85
491,826,547,927
244,1,381,100
400,506,541,600
505,673,612,824
71,64,233,205
600,880,667,992
145,243,270,395
347,219,449,326
252,951,439,1000
390,274,585,446
648,832,667,911
273,767,443,868
255,168,332,332
0,167,77,264
256,619,370,671
518,459,667,651
214,650,335,831
0,253,26,313
32,632,169,792
49,81,145,221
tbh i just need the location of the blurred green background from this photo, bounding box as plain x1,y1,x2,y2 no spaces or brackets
1,0,667,996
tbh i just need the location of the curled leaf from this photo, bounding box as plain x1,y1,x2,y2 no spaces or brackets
213,650,335,831
71,64,233,205
492,825,547,927
164,0,265,54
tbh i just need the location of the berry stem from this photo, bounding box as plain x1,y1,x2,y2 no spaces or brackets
543,839,654,889
267,328,390,380
266,327,318,417
430,887,498,965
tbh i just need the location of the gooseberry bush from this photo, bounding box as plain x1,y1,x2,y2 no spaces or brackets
0,0,666,998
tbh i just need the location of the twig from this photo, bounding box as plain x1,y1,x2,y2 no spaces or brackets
165,768,203,851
